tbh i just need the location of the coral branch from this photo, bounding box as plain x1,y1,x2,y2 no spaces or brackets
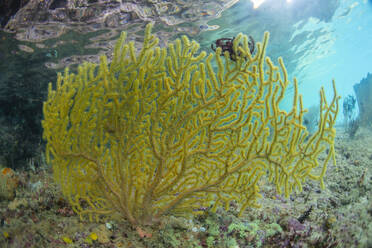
42,24,339,227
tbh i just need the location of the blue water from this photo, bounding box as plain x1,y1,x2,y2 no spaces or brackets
203,0,372,120
293,0,372,112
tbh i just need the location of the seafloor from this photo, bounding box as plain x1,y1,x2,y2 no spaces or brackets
0,126,371,248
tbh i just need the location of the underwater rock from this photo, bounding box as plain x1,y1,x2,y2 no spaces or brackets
353,72,372,126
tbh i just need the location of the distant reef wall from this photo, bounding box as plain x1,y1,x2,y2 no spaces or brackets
354,73,372,126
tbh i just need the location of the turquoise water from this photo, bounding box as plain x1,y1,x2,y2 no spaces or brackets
291,0,372,110
203,0,372,116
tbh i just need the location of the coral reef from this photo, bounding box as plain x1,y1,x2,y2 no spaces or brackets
1,127,371,248
354,72,372,126
343,95,356,123
42,23,339,228
343,95,359,138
